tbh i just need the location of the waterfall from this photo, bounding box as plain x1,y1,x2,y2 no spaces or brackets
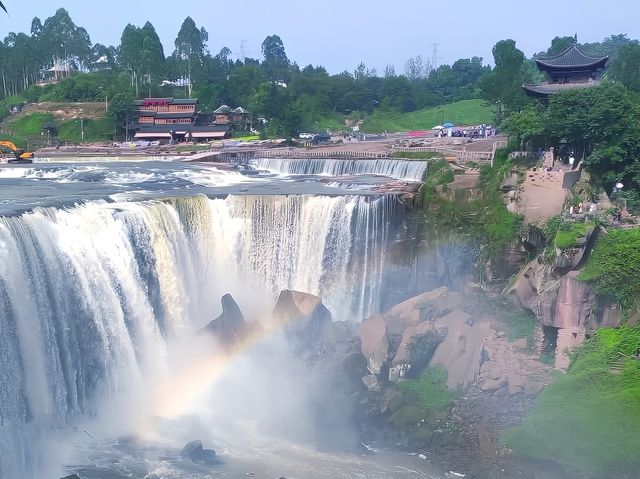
254,158,428,182
0,193,398,479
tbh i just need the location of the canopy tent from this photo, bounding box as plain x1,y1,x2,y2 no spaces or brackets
432,125,445,130
442,122,456,128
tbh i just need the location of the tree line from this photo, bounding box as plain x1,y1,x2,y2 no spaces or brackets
0,8,491,136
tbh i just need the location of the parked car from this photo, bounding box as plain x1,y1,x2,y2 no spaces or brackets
299,132,314,139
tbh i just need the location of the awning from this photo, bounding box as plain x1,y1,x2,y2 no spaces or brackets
191,132,227,138
134,132,171,139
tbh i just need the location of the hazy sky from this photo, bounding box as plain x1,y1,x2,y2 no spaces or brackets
1,0,639,73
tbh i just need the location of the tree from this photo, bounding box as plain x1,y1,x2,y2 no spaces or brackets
479,39,530,122
41,8,92,73
609,43,640,93
261,34,289,81
173,17,209,94
501,105,546,149
261,34,289,65
543,36,576,56
405,55,428,80
140,22,165,87
119,24,143,95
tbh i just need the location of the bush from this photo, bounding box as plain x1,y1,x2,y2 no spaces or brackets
578,227,640,311
505,327,640,478
554,221,594,250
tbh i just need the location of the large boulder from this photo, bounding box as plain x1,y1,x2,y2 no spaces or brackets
272,290,333,348
360,314,389,375
203,294,249,345
429,309,492,388
180,440,217,464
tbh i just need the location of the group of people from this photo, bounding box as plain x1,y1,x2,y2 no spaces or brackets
568,202,598,215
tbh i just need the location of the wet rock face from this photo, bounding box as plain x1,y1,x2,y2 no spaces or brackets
272,290,334,349
360,314,389,375
203,293,249,345
180,440,217,464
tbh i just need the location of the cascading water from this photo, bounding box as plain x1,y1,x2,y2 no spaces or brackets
0,193,399,479
254,158,428,182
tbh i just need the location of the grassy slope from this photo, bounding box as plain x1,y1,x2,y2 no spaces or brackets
505,328,640,478
3,111,112,145
362,99,495,133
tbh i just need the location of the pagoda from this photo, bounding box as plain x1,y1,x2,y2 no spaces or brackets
523,43,608,100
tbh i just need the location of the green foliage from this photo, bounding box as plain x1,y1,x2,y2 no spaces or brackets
609,43,640,92
418,149,522,269
479,39,532,122
578,227,640,311
501,104,546,145
388,367,457,446
554,221,593,250
362,99,494,133
6,112,53,136
505,327,640,478
486,295,537,342
57,117,113,142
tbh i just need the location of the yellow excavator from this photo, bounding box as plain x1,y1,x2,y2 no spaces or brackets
0,141,34,164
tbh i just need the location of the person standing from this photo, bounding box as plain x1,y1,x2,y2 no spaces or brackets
569,155,575,169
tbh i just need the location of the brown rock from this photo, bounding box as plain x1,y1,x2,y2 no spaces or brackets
360,315,389,375
481,379,505,392
272,290,333,347
524,382,544,397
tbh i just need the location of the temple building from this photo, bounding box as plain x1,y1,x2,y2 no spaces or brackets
129,98,229,141
523,44,608,100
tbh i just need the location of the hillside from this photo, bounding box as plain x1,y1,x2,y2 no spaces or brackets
361,99,495,133
1,102,111,145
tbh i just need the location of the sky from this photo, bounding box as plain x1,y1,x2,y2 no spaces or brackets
1,0,640,74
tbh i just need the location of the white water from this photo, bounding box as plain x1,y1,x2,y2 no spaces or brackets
0,193,397,478
254,158,428,181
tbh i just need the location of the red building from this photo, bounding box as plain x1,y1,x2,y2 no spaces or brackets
129,98,229,141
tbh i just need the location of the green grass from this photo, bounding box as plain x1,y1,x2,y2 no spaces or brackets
387,366,458,446
555,221,594,250
505,327,640,478
362,99,495,133
3,112,113,144
230,135,260,141
392,150,444,160
487,296,537,342
57,117,113,143
578,227,640,311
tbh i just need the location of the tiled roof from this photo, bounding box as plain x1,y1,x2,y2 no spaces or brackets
523,79,601,97
536,44,608,69
213,104,232,114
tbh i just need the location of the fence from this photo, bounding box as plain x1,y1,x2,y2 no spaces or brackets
259,149,390,159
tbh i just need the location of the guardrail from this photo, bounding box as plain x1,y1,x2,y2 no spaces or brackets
392,141,505,165
259,149,390,159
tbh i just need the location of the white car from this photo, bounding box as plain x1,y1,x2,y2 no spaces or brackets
299,133,314,140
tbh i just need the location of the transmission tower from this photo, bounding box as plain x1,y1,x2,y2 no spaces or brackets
429,43,442,70
239,40,247,63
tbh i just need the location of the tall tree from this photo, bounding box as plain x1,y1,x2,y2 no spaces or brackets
479,39,529,122
261,34,289,82
140,22,165,87
173,17,209,95
609,43,640,93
